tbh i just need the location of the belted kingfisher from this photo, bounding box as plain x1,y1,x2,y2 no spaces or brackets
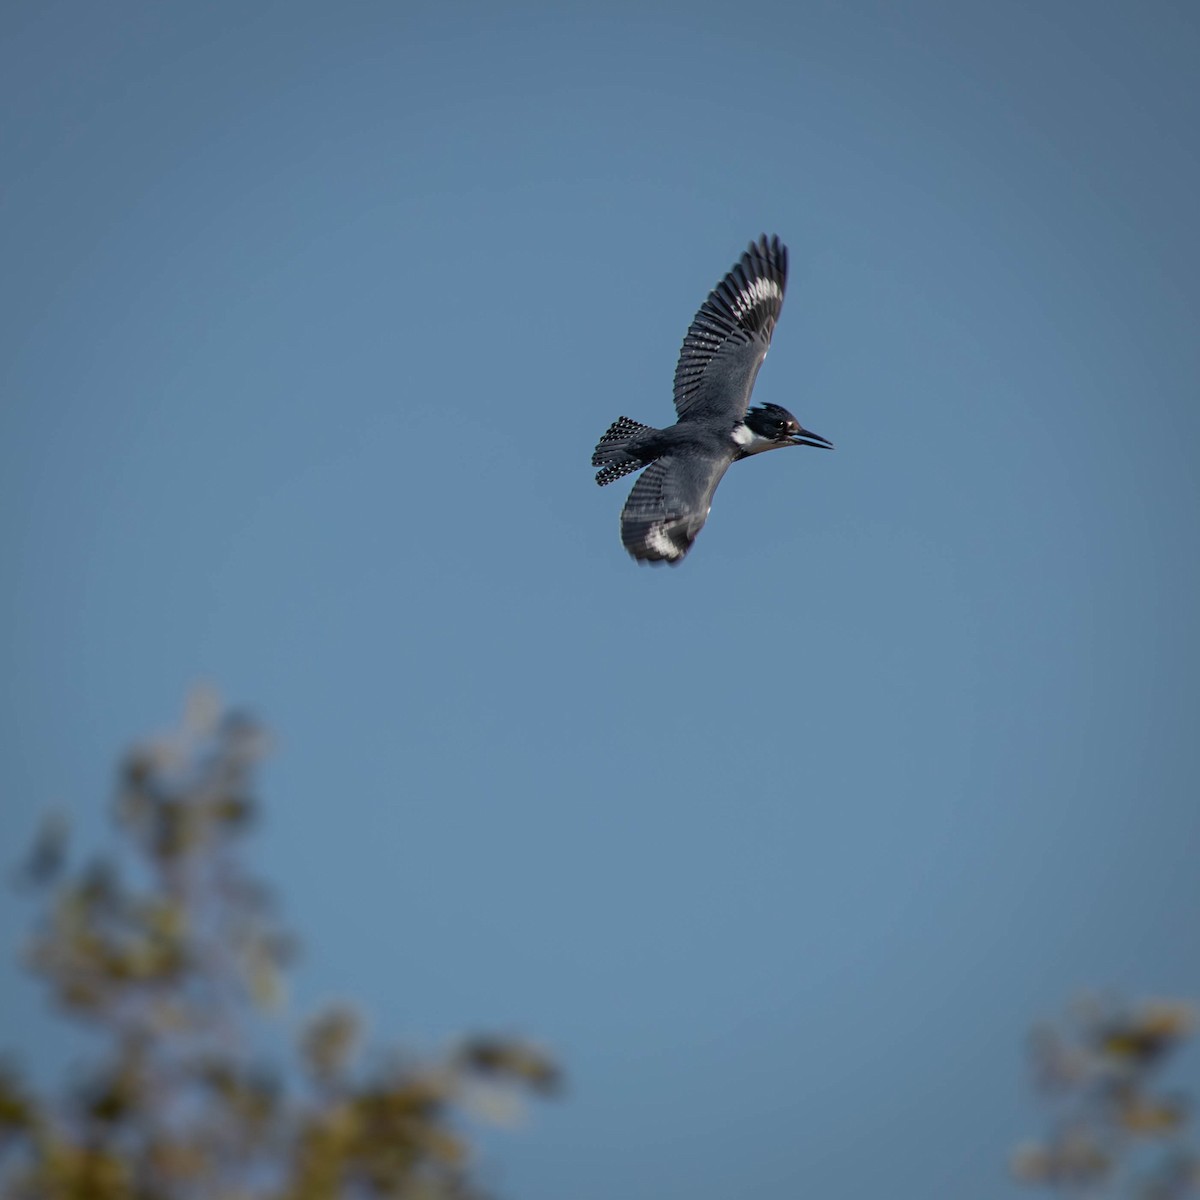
592,234,831,565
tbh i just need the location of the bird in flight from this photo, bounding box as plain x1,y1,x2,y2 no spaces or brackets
592,234,831,565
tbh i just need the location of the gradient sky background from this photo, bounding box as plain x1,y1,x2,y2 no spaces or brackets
3,1,1199,1196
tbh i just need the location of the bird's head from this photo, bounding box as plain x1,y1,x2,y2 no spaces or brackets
740,403,833,453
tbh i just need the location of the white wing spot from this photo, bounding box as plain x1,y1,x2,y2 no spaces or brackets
646,524,682,560
732,277,782,321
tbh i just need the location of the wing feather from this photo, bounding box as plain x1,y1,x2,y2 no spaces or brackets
672,234,788,424
620,452,734,565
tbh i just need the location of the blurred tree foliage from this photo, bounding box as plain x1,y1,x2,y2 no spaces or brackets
1013,996,1199,1198
0,691,558,1200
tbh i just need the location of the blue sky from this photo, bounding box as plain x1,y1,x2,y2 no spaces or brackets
3,1,1199,1196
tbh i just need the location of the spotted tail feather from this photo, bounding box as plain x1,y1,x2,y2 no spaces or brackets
592,416,656,486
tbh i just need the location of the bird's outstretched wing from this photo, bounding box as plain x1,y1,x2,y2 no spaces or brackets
672,234,788,424
620,450,735,564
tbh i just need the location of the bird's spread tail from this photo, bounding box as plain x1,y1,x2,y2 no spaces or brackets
592,416,655,486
